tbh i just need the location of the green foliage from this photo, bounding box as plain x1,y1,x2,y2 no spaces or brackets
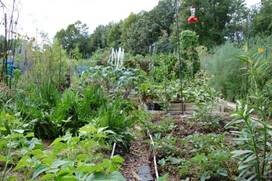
182,71,218,103
98,99,139,149
125,0,175,55
107,23,122,49
81,65,144,96
15,82,60,139
252,0,272,36
226,101,272,180
150,54,178,82
180,30,200,76
179,0,247,47
89,25,109,53
204,43,246,101
0,85,11,110
178,134,234,180
0,111,43,180
55,21,90,58
180,150,231,180
53,90,81,135
78,85,107,120
153,127,234,180
147,117,176,137
154,134,181,158
121,13,138,49
3,124,125,180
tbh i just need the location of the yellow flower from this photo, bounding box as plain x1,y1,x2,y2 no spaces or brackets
258,48,265,54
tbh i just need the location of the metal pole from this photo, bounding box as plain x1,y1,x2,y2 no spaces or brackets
3,13,8,84
175,0,184,114
59,46,62,88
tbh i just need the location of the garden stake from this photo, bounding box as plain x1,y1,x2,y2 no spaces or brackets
111,142,117,158
147,129,159,180
175,0,185,114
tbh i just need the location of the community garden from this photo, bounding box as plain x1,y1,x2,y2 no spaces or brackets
1,0,272,180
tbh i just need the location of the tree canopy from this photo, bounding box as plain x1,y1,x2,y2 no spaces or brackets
252,0,272,36
54,0,269,57
55,21,90,58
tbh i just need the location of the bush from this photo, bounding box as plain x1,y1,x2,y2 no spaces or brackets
180,30,200,77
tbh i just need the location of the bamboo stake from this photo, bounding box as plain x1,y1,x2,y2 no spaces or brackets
111,142,117,158
147,129,159,180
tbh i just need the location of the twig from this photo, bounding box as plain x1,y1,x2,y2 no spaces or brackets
111,142,116,158
147,129,159,180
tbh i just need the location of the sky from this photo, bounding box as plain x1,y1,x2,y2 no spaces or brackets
2,0,261,40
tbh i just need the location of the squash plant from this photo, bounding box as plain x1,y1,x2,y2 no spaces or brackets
9,123,125,180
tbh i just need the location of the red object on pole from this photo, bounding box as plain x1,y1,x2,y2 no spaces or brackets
187,16,198,24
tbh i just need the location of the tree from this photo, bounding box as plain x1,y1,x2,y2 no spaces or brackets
88,25,109,53
179,0,247,48
125,12,155,55
125,0,176,55
149,0,176,35
121,13,138,49
225,0,248,42
55,21,90,58
107,22,122,49
252,0,272,36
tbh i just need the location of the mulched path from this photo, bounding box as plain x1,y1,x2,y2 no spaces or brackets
121,135,154,181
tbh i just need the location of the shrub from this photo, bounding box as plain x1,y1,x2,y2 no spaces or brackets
180,30,200,77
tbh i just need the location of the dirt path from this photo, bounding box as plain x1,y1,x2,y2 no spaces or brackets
121,132,154,181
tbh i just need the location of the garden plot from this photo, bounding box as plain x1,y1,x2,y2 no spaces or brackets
146,110,237,180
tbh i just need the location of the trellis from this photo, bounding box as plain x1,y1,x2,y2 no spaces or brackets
108,47,125,69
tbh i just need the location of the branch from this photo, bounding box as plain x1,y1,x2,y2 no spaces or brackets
0,0,6,8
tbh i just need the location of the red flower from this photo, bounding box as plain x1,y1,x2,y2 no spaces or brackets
187,16,199,24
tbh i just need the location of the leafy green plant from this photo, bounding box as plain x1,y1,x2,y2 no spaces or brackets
78,85,107,120
9,123,125,180
182,71,218,103
226,101,272,180
154,134,181,158
53,89,81,135
0,111,43,181
97,98,139,149
180,30,200,77
181,150,231,181
178,134,234,180
147,117,176,137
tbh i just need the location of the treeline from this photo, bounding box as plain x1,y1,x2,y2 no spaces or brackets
55,0,272,58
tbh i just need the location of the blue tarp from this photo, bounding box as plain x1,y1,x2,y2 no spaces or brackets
7,59,14,77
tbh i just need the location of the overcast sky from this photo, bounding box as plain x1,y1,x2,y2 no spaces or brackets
2,0,261,40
